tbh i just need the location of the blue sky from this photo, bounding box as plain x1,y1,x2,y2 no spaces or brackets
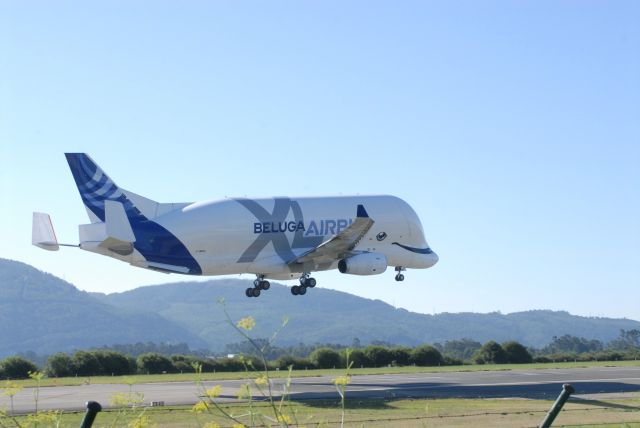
1,1,638,319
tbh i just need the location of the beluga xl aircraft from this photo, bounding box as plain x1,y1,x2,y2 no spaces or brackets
33,154,438,298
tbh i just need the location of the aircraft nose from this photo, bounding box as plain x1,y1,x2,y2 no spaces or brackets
430,251,439,266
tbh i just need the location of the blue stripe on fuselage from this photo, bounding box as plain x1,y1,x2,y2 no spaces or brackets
392,242,434,254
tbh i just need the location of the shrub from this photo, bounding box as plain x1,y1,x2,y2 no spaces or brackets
171,355,197,373
545,352,578,363
93,350,134,375
443,355,463,366
72,351,102,376
1,356,38,379
275,356,314,370
442,339,482,361
474,341,508,364
211,357,247,372
411,345,444,366
389,347,412,366
502,341,533,364
310,347,341,369
45,353,73,377
586,350,625,362
363,346,394,367
137,353,175,374
341,348,369,368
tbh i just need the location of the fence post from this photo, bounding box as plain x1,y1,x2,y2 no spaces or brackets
79,401,102,428
539,384,574,428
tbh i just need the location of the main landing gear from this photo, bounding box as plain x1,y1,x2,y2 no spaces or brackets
291,274,316,296
245,275,271,298
394,266,405,282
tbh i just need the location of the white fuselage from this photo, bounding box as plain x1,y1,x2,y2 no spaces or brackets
80,194,437,280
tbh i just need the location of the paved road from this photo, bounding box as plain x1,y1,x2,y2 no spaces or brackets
2,366,640,414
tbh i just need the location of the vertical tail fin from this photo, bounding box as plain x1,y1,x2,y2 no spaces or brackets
65,153,142,223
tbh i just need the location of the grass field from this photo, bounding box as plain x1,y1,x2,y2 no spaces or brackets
3,361,639,426
3,396,640,427
8,359,640,388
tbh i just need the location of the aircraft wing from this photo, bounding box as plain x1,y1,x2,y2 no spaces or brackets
290,205,374,265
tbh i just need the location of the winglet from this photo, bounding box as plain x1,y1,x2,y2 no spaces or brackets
357,204,369,218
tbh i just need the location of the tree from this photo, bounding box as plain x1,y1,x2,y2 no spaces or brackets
1,356,38,379
411,345,443,366
474,341,508,364
72,351,102,376
442,339,482,361
363,346,394,367
93,350,134,375
389,347,412,366
275,356,313,370
502,341,533,364
343,349,369,368
45,353,73,377
544,335,603,354
309,348,341,369
609,329,640,350
137,353,175,374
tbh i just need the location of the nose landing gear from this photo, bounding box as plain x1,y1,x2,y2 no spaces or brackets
394,266,405,282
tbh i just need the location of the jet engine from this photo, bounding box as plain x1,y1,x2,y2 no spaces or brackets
338,253,388,275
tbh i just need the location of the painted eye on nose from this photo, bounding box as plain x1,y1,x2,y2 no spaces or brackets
376,232,387,241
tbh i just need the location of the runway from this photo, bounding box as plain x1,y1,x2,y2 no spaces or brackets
2,366,640,414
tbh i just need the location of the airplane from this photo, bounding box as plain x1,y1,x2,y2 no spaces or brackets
32,153,438,297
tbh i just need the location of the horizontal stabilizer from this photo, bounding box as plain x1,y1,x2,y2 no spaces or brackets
131,261,190,274
98,237,134,256
32,212,60,251
105,200,136,243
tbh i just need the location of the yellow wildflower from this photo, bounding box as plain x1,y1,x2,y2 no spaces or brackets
254,374,268,386
28,371,44,381
236,316,256,331
237,383,252,399
26,411,61,426
277,414,293,424
192,400,209,413
205,385,222,398
110,392,144,407
2,381,23,397
333,375,351,386
232,424,246,428
122,376,136,386
203,423,221,428
129,414,151,428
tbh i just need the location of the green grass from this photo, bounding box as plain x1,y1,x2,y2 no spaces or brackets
4,397,640,427
7,359,640,388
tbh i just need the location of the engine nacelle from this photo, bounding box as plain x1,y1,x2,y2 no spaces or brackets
338,253,388,276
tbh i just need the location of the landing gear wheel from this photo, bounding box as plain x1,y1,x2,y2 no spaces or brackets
298,285,307,295
260,280,270,290
245,288,254,297
291,285,300,295
306,278,316,288
251,288,261,297
395,274,405,282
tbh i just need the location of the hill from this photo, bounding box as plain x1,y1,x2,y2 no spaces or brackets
2,258,639,356
96,280,640,351
0,259,206,357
